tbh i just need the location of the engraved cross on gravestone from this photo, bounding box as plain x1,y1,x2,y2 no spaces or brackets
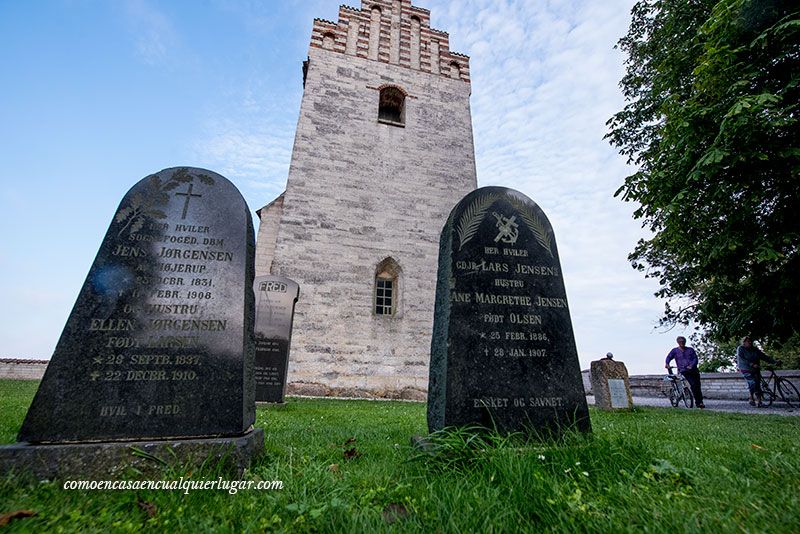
174,183,203,220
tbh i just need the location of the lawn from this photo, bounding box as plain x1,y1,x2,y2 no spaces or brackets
1,379,799,532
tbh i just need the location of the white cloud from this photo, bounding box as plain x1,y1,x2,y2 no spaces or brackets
191,84,298,212
123,0,179,66
195,123,292,181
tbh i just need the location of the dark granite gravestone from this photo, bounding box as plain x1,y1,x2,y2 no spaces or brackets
427,186,591,436
253,275,299,403
0,167,262,477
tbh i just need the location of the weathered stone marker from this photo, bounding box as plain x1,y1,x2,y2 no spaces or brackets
427,186,591,436
590,358,633,410
253,275,299,403
1,167,262,477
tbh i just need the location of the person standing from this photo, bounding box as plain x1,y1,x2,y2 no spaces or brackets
665,336,705,408
736,336,776,407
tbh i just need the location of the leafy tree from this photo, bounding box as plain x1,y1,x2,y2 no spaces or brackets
690,332,738,371
607,0,800,350
763,333,800,369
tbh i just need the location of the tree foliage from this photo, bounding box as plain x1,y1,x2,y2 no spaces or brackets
690,332,739,371
607,0,800,348
763,333,800,369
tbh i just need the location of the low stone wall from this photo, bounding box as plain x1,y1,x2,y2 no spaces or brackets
4,359,798,401
0,358,49,380
584,369,800,400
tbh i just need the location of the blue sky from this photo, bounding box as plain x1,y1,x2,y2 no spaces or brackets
0,0,690,374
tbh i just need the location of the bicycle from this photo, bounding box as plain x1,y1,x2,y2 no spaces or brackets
758,366,800,408
662,367,694,408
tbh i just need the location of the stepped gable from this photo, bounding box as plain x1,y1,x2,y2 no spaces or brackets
308,1,471,83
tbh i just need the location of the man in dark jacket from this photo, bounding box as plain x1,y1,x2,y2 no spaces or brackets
665,336,705,408
737,336,776,407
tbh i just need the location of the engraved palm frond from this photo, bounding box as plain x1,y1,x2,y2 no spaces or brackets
171,168,193,183
197,173,215,185
117,176,172,237
129,217,146,235
456,193,498,250
115,207,134,224
507,195,553,257
118,169,212,237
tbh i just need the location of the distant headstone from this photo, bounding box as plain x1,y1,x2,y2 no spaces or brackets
590,358,633,410
427,186,591,436
1,167,262,477
253,275,299,403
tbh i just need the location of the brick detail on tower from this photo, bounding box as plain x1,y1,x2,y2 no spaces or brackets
309,1,471,83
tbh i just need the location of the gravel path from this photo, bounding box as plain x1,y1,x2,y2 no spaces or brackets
587,395,800,416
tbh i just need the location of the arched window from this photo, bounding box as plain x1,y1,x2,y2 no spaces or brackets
378,86,406,126
374,257,401,316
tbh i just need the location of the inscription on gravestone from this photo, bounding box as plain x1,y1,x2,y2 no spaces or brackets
608,379,629,409
253,275,299,403
17,167,256,443
428,186,591,435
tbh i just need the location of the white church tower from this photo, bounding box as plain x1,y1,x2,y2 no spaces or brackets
255,0,477,399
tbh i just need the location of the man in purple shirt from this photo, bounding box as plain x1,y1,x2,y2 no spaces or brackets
665,336,705,408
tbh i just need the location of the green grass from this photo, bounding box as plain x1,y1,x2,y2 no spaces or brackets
2,379,800,532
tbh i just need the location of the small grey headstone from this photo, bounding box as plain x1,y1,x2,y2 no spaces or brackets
427,186,591,436
253,275,299,403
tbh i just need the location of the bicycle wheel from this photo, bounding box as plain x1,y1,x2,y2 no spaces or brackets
669,386,679,407
760,379,776,406
777,379,800,408
682,387,694,408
